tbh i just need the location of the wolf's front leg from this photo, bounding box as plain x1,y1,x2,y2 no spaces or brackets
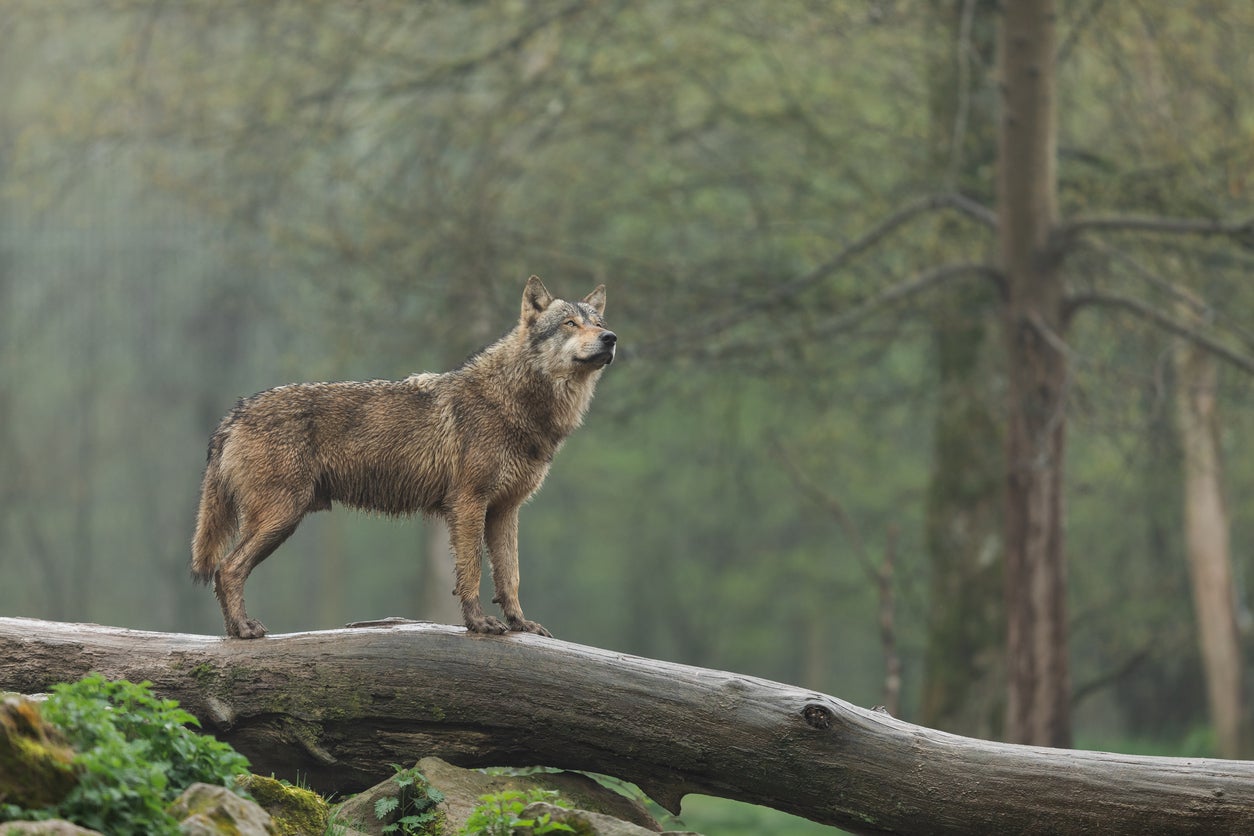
486,503,552,637
447,497,508,635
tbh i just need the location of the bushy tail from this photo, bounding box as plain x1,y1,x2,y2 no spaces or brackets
190,455,236,584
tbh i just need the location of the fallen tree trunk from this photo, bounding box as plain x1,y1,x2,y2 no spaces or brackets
2,616,1252,835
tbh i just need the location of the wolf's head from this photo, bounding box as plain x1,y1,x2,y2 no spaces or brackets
521,275,617,374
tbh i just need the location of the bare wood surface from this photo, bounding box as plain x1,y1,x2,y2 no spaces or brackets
3,616,1254,835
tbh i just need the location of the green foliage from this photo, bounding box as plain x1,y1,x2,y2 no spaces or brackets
459,789,575,836
0,674,250,835
373,763,445,835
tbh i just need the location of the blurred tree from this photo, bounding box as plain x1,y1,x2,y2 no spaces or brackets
1060,2,1254,751
1176,298,1247,757
995,0,1072,749
0,15,13,586
917,0,1005,738
993,0,1254,747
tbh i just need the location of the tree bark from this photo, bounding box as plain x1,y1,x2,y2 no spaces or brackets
1176,336,1248,758
997,0,1072,749
4,618,1254,835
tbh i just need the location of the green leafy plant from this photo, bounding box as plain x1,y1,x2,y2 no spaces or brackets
459,789,575,836
0,674,250,835
373,763,445,835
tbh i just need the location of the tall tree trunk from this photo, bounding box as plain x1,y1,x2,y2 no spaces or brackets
1176,334,1247,758
997,0,1072,748
919,0,1005,738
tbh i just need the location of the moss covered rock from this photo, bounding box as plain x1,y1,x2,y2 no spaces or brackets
0,696,78,810
234,774,330,836
409,758,661,834
168,782,276,836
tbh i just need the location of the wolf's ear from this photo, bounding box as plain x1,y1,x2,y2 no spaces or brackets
583,284,607,316
522,275,553,321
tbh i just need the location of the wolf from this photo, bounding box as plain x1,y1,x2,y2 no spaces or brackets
191,276,616,639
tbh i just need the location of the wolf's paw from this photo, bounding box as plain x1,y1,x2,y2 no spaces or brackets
229,618,268,640
465,615,509,635
508,617,553,638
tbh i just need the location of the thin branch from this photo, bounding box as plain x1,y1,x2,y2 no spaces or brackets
1072,645,1151,707
1057,214,1254,248
296,0,592,105
641,260,1002,365
807,261,1002,342
1081,238,1254,351
1082,239,1212,318
1066,291,1254,375
1025,311,1076,360
698,193,997,338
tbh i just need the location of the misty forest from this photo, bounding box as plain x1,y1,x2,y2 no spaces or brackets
2,1,1253,832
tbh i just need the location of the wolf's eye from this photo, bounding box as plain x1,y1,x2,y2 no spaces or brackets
564,319,578,327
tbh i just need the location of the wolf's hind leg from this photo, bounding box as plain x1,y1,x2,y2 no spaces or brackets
448,496,508,635
215,503,303,639
486,503,551,637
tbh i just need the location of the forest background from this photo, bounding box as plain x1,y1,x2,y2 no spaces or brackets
1,2,1253,823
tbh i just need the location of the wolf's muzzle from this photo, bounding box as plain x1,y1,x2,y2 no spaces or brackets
580,330,617,366
599,331,617,364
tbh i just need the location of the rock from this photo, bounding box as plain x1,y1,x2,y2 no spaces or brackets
168,782,276,836
0,823,103,835
0,695,78,809
412,757,662,833
330,766,445,835
330,757,672,835
518,801,703,836
235,774,330,836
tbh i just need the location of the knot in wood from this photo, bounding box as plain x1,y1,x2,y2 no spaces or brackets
803,703,833,730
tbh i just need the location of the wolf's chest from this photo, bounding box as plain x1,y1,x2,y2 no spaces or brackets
483,444,555,504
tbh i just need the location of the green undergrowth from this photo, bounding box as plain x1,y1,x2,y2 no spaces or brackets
374,763,446,835
0,674,251,835
459,788,574,835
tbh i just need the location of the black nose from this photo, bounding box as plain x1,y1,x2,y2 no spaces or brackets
600,331,617,347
